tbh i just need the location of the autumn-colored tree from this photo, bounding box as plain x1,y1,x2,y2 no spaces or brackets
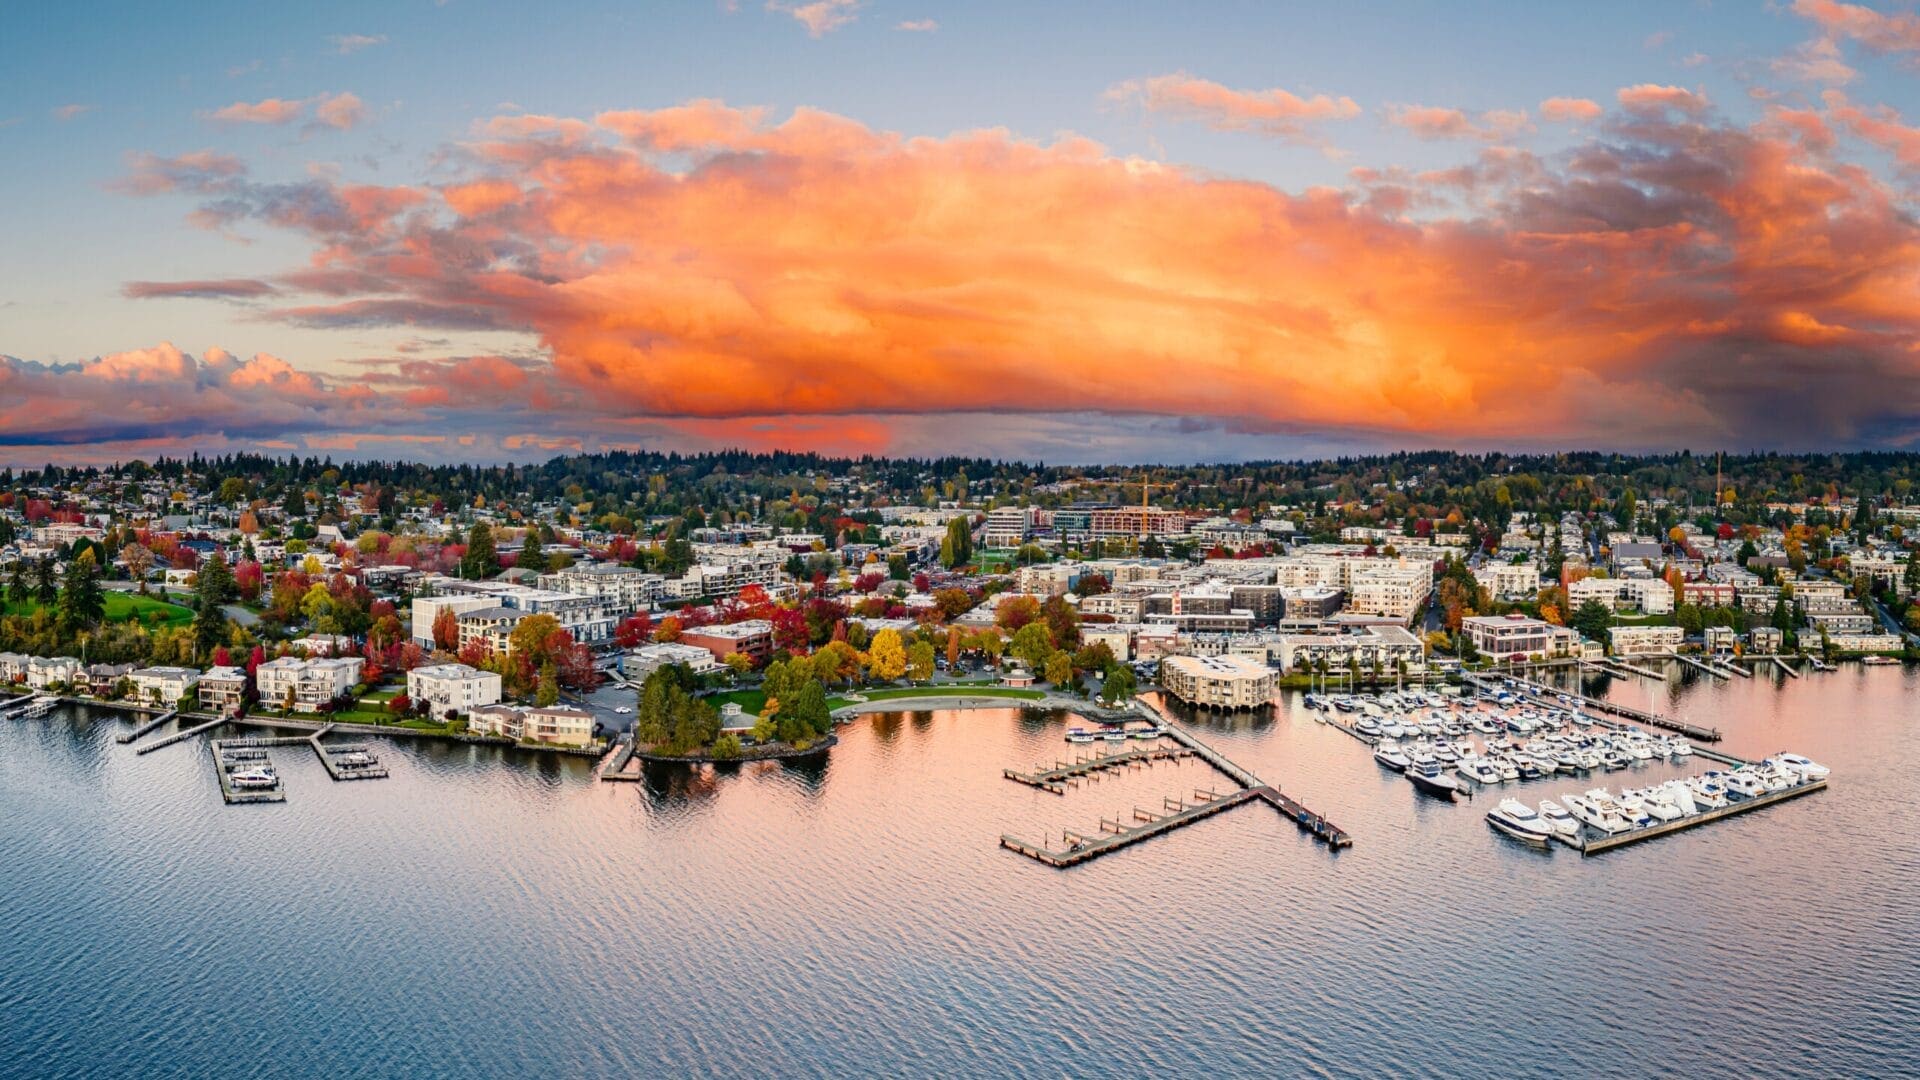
654,615,684,642
237,510,260,535
866,628,907,682
996,595,1040,630
432,607,460,651
613,613,654,649
120,542,154,593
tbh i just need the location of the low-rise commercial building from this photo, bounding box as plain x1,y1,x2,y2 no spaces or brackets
1460,614,1581,662
678,620,774,666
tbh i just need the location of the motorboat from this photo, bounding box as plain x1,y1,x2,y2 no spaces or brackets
1669,740,1693,758
1491,757,1520,782
1514,757,1544,782
1406,756,1459,800
1130,726,1166,740
1685,776,1729,809
1354,717,1383,738
1102,729,1127,742
1657,780,1699,816
1458,758,1503,786
1486,799,1554,846
1771,753,1829,780
1562,793,1631,834
1373,742,1411,772
1641,790,1685,822
1600,750,1629,771
229,767,277,789
1065,730,1096,744
1537,800,1579,838
1722,771,1767,799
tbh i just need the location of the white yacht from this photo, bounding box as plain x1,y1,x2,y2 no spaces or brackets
1723,771,1767,799
1771,753,1829,780
1458,758,1503,786
1686,776,1729,809
1537,799,1579,838
1562,792,1631,834
229,767,277,789
1373,742,1411,772
1486,799,1554,846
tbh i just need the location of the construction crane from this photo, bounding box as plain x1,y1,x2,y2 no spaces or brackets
1130,476,1172,542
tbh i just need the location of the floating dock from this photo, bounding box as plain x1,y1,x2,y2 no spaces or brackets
1003,745,1192,794
313,739,388,780
599,737,640,781
1554,777,1826,855
209,739,286,804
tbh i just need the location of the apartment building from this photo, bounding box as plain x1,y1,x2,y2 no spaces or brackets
1159,654,1275,709
129,666,202,705
198,666,250,712
408,663,504,719
1274,625,1426,673
1460,614,1581,662
256,657,365,711
1607,625,1684,656
466,703,596,747
979,506,1032,547
1474,561,1541,602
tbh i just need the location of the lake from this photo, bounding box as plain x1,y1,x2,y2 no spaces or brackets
1,664,1914,1078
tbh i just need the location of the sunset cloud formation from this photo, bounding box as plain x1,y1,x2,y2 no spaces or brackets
93,88,1920,457
204,92,365,131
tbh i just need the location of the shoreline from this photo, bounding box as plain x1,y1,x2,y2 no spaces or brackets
631,732,839,765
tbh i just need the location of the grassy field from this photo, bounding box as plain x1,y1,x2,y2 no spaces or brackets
827,686,1047,710
704,689,768,714
1,592,194,627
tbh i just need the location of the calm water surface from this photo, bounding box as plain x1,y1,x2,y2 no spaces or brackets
1,666,1915,1079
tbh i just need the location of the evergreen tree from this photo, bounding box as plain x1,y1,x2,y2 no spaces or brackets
5,561,26,605
197,551,236,608
516,531,548,575
940,516,972,568
461,522,497,579
33,556,57,604
56,550,106,631
536,660,559,706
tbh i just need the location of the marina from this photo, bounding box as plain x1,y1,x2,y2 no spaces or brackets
1561,776,1828,855
999,695,1351,867
209,739,286,804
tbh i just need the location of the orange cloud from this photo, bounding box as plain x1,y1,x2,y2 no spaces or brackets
1617,84,1710,116
1106,73,1359,143
203,91,365,131
1539,97,1603,123
113,97,1920,452
1384,104,1531,141
1792,0,1920,54
768,0,860,38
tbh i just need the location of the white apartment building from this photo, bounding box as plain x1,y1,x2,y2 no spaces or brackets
1607,625,1684,656
1275,625,1426,673
537,563,665,618
1346,565,1433,624
256,657,365,711
1159,654,1275,709
27,656,85,689
1474,562,1541,602
1567,576,1674,615
408,663,504,719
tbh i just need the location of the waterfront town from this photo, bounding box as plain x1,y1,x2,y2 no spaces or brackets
0,451,1912,766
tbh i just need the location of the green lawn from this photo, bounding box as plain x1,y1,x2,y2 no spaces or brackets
2,592,194,627
827,686,1046,710
703,689,768,714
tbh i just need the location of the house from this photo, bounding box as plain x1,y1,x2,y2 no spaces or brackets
408,663,503,720
0,652,27,684
1749,627,1784,654
256,657,364,712
86,662,135,697
198,666,250,712
27,656,86,689
1704,626,1736,654
465,703,595,747
129,666,202,705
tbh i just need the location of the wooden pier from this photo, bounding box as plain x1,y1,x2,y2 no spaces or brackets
1553,777,1826,855
134,715,225,755
0,694,45,718
1669,653,1728,680
599,737,640,781
115,709,181,744
999,786,1262,866
1003,744,1192,794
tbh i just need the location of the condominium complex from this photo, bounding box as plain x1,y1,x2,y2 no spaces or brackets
1160,654,1275,709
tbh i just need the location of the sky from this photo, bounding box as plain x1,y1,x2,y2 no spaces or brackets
7,0,1920,466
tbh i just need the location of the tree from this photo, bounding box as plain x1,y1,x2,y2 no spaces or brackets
432,607,461,651
57,550,106,631
724,651,754,678
995,595,1040,630
1100,665,1136,706
192,595,229,664
121,542,154,593
866,628,907,682
535,660,559,707
33,556,57,604
1571,600,1612,647
197,551,235,609
1010,622,1054,669
940,516,973,568
461,522,497,579
1043,650,1073,687
516,531,548,575
908,640,936,682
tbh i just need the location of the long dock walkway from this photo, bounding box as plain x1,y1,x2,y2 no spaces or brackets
115,709,179,744
599,737,640,781
134,715,224,755
0,694,45,717
1555,777,1825,855
1141,697,1351,847
1000,787,1261,867
1003,745,1192,794
1471,672,1721,743
1669,653,1728,680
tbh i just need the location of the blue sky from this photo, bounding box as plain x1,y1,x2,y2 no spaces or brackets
4,1,1920,463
